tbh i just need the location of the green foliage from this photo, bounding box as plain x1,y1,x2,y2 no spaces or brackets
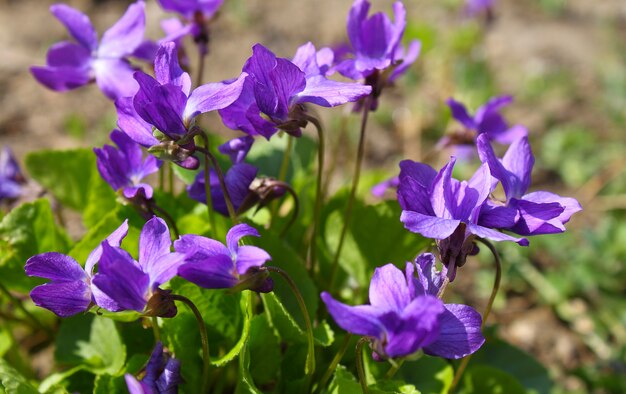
0,358,39,394
0,198,71,292
458,365,526,394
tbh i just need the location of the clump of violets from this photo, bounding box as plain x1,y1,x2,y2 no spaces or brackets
334,0,421,109
25,221,129,317
175,223,273,293
477,134,582,236
94,130,161,200
219,43,372,140
442,96,528,155
30,1,152,100
398,157,528,278
116,42,246,168
125,342,182,394
322,255,484,360
92,217,185,317
0,146,24,201
157,0,223,56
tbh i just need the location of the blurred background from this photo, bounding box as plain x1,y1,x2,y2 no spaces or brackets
1,0,625,392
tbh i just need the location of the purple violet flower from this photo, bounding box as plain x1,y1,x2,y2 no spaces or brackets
219,43,372,140
445,96,528,146
125,341,181,394
322,258,484,359
175,223,273,293
371,176,400,199
334,0,421,105
218,136,255,165
157,0,223,55
0,147,24,201
398,158,528,278
92,217,185,317
187,163,258,217
94,130,161,200
477,134,582,236
24,221,129,317
30,1,149,100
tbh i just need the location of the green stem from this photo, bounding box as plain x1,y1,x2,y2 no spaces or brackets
150,203,180,240
171,294,210,393
267,266,316,376
329,95,372,291
301,114,324,276
279,184,300,238
168,162,175,195
195,50,206,87
159,164,165,191
449,238,502,392
270,135,294,227
315,333,352,393
200,137,218,237
355,337,370,394
384,358,405,379
0,280,50,335
197,134,238,223
151,316,161,343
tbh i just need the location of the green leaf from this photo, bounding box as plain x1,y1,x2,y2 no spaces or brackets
327,365,362,394
55,314,126,375
234,340,262,394
469,338,552,394
0,327,13,358
92,374,127,394
247,315,281,386
261,292,331,347
82,170,117,228
458,365,526,394
25,149,97,211
38,366,86,393
0,199,71,292
0,358,39,394
323,199,430,288
211,291,252,367
396,356,453,394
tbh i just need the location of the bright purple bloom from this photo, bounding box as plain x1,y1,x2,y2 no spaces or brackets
125,341,181,394
187,163,258,217
398,158,528,278
477,134,582,236
218,136,254,164
175,223,273,292
371,176,399,198
92,217,185,316
334,0,421,83
24,221,129,317
219,43,372,140
30,2,149,100
94,130,161,199
322,259,484,359
0,147,24,201
157,0,223,55
446,96,528,145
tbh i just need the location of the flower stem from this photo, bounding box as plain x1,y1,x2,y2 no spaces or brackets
384,358,405,380
168,162,175,195
195,50,206,87
151,316,161,343
301,115,325,276
315,333,352,393
199,137,218,237
449,238,502,392
279,183,300,238
266,266,316,376
150,202,180,240
171,294,210,393
270,135,294,227
355,337,370,394
197,133,238,224
329,95,372,291
0,280,51,335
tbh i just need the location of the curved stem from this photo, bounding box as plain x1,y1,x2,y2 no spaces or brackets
279,183,300,238
449,238,502,392
266,266,316,376
316,333,352,393
150,203,180,240
329,95,372,291
384,358,405,380
355,337,370,394
301,115,324,276
0,280,51,335
197,134,238,223
171,294,210,393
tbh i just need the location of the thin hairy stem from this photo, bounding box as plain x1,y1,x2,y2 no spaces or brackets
279,184,300,238
168,162,175,194
267,266,316,376
301,115,324,276
329,95,373,290
384,358,405,380
449,238,502,392
270,135,294,226
315,334,353,393
195,50,206,87
151,316,161,343
355,337,370,394
197,134,238,223
171,294,210,393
